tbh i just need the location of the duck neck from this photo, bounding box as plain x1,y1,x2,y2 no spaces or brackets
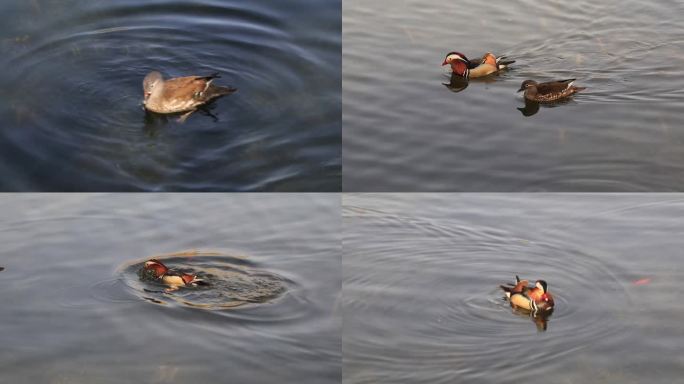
146,83,165,108
450,61,469,78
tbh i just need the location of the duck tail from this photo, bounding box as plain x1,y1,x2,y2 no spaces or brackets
214,85,238,96
497,57,516,67
500,285,513,298
205,85,238,99
198,72,221,81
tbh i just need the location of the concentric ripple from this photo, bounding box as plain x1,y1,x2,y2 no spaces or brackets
343,199,632,384
117,251,293,311
0,0,340,191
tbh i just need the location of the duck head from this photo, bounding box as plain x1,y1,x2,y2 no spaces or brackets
517,80,537,92
535,280,555,308
143,259,168,278
143,71,164,102
442,52,471,78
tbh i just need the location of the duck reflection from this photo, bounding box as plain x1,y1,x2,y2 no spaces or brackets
517,98,577,117
510,306,554,331
443,73,469,93
517,98,541,116
443,72,504,93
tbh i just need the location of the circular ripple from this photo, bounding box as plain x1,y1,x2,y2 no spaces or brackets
344,204,632,382
117,251,293,311
0,1,338,190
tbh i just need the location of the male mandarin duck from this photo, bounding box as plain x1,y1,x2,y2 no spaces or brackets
141,259,204,287
517,79,585,102
442,52,515,79
500,275,555,313
142,71,237,121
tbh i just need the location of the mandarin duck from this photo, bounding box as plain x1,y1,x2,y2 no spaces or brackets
140,259,204,287
500,275,555,313
142,71,237,122
517,79,585,102
442,52,515,79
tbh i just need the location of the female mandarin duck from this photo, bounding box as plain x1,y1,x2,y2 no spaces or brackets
517,79,585,102
141,259,204,287
442,52,515,79
142,71,237,122
500,275,555,313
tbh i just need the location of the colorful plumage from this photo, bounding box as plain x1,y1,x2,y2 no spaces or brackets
500,275,555,313
442,52,515,79
140,259,204,287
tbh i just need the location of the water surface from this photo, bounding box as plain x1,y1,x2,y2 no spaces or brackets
0,0,341,191
343,0,684,191
0,194,341,383
343,194,684,383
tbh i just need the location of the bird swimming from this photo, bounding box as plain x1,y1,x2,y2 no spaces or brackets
140,259,205,287
142,71,237,122
442,52,515,79
517,79,585,102
500,275,555,314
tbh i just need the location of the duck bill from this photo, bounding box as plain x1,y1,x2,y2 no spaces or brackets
517,87,525,92
441,59,448,66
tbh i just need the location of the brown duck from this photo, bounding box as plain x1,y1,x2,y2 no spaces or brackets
142,71,237,121
517,79,585,102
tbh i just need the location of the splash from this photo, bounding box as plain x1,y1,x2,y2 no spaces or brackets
120,251,291,310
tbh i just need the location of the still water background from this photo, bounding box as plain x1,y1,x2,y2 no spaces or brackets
0,194,340,383
343,194,684,383
343,0,684,191
0,0,340,191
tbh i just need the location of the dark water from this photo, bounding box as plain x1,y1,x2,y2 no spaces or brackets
343,0,684,191
343,194,684,383
0,194,341,383
0,0,341,191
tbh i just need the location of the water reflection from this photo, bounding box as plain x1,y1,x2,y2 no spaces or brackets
443,73,469,93
343,194,677,383
344,0,684,191
517,98,575,117
506,304,554,332
517,99,540,116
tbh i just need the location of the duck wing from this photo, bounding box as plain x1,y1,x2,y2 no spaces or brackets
161,75,215,101
500,276,530,295
536,79,576,95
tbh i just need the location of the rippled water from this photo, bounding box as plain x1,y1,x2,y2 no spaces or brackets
343,0,684,191
0,194,341,383
121,252,292,310
343,194,684,383
0,0,341,191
